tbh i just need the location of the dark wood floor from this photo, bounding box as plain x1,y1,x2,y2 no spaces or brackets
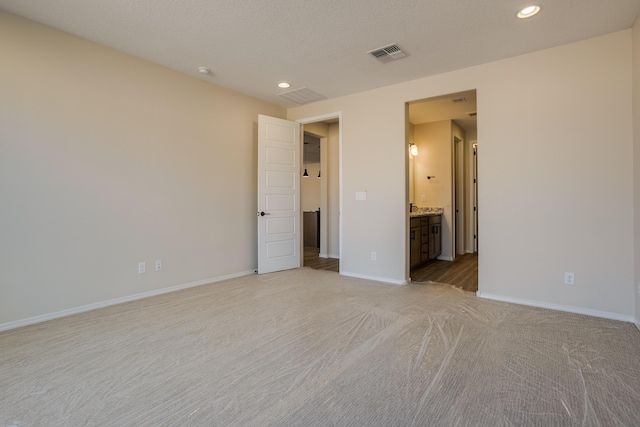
304,247,477,292
304,247,339,272
411,253,478,292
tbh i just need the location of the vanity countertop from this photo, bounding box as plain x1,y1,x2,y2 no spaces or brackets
410,207,444,218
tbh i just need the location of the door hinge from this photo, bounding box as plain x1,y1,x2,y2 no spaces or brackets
474,206,476,211
474,235,477,239
473,179,476,183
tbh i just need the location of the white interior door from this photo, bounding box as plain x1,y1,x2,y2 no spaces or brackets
257,114,301,274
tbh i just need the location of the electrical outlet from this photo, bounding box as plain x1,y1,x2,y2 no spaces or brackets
155,259,162,271
371,251,377,261
138,262,146,274
421,195,426,201
564,272,575,285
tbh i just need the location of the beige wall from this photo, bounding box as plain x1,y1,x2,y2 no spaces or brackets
413,121,454,260
466,137,476,254
288,29,635,317
327,123,340,259
452,121,466,255
2,9,637,326
0,11,285,326
408,123,415,205
633,15,640,327
301,162,321,211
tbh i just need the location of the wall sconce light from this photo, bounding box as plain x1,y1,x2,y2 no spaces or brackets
317,170,321,179
409,143,418,157
303,168,309,177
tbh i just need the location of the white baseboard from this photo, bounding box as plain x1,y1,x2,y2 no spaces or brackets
476,291,635,323
635,321,640,332
0,270,255,332
437,255,454,261
340,271,407,286
319,253,328,258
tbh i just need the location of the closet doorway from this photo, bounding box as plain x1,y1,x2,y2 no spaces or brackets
300,118,340,273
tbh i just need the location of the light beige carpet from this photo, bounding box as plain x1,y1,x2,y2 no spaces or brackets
1,268,639,426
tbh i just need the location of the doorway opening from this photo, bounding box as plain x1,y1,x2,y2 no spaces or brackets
407,90,478,292
299,115,341,273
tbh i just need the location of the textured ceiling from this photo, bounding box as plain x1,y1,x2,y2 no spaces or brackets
409,90,477,131
1,0,639,108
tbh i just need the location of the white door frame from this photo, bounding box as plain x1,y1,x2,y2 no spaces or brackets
296,112,342,272
319,136,328,258
453,135,464,257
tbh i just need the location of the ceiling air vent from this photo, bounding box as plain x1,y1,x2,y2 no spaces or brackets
367,43,407,63
278,87,326,105
467,111,477,117
452,97,467,103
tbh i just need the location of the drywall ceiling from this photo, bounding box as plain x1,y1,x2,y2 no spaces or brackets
409,90,477,132
1,0,638,108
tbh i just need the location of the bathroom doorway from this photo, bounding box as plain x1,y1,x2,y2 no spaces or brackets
407,90,478,291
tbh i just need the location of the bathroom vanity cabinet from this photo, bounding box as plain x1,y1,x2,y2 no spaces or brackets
410,214,442,270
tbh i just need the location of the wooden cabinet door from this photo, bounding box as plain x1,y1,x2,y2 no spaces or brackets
427,215,442,260
303,211,318,247
429,223,442,259
410,226,421,268
420,217,429,263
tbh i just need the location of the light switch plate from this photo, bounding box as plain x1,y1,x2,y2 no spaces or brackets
355,191,367,201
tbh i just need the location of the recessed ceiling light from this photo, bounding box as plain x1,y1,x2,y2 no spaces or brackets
278,82,291,88
517,5,541,18
197,67,211,74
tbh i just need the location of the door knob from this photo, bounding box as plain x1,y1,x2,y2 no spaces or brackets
259,211,270,216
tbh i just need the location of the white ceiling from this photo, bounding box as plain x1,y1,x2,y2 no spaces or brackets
1,0,639,108
409,90,477,132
